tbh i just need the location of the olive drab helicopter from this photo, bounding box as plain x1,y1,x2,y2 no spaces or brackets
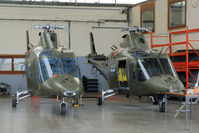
12,24,84,115
87,27,185,112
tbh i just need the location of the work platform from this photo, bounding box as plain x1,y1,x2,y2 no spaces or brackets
164,92,199,126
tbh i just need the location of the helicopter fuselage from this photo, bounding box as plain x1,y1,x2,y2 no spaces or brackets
89,49,185,97
25,46,83,99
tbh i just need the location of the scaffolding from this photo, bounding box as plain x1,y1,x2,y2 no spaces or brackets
164,92,199,126
150,27,199,91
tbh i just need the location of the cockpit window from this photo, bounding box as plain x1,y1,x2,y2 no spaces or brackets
159,58,173,76
62,57,79,77
39,50,53,57
137,63,147,81
137,59,150,81
141,58,163,77
40,57,63,81
138,58,176,79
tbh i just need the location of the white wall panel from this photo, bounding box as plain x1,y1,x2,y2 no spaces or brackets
0,4,127,55
70,22,127,56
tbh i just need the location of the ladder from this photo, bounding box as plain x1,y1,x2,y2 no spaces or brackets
175,97,199,118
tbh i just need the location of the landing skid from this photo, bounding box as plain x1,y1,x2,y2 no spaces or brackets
97,89,116,105
11,91,80,116
12,90,31,107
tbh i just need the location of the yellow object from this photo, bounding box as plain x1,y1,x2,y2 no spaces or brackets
118,68,127,81
73,104,79,107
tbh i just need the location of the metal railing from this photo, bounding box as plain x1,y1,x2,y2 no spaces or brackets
150,27,199,91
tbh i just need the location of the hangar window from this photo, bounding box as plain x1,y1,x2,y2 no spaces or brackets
14,58,25,71
0,55,25,74
140,1,155,32
168,0,186,29
0,58,12,71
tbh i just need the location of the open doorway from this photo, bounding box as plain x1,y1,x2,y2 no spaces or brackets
118,60,128,90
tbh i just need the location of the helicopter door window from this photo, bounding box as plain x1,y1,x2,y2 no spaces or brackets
61,57,79,77
110,64,116,77
26,63,31,78
38,71,42,83
34,62,42,84
40,57,63,81
130,63,136,79
34,62,37,81
110,64,116,73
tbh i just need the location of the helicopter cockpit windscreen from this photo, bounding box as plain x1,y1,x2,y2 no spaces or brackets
40,57,63,81
61,57,79,77
159,58,176,76
138,58,176,80
140,58,163,77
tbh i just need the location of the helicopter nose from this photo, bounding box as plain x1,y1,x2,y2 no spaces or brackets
43,74,82,96
163,76,185,92
146,75,185,94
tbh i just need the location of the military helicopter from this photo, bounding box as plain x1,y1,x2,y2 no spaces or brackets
87,27,185,112
12,24,84,115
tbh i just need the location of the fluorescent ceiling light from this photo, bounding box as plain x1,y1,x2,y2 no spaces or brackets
30,0,148,4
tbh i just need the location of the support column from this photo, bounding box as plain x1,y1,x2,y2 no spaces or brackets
186,27,189,91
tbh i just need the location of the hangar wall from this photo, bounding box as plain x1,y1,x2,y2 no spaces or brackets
130,0,199,52
0,3,128,56
0,3,128,93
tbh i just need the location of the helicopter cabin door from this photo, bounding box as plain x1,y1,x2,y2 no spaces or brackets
128,62,137,94
32,60,40,93
118,60,129,90
109,63,119,88
26,62,33,91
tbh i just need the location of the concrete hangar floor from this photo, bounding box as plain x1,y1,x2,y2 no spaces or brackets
0,96,199,133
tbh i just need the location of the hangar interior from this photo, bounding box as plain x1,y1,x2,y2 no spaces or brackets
0,0,199,133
